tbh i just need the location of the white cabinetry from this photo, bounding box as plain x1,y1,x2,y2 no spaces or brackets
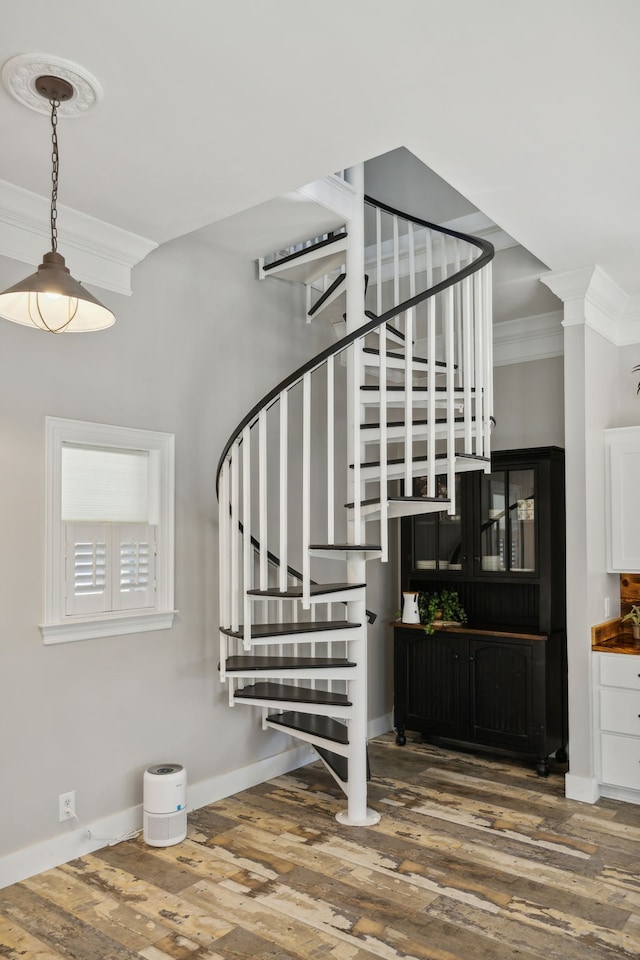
605,426,640,573
595,652,640,800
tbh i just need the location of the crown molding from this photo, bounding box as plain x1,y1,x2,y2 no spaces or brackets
0,179,157,296
492,310,564,366
540,265,640,346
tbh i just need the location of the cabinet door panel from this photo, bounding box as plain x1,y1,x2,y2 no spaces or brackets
600,653,640,691
605,429,640,572
600,732,640,789
405,634,463,737
469,640,532,747
600,688,640,736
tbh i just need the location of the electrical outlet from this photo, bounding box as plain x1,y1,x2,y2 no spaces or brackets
604,597,611,619
59,790,76,822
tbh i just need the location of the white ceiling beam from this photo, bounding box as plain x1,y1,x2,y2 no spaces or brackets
0,179,157,296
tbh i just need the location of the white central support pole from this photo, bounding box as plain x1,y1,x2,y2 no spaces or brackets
336,554,380,827
337,165,379,827
345,164,365,544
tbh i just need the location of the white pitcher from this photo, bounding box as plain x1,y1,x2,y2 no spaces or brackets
401,591,420,624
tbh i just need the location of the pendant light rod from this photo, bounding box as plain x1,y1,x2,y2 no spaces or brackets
35,76,74,257
0,68,115,333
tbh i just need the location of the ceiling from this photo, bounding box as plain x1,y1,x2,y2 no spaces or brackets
1,0,639,306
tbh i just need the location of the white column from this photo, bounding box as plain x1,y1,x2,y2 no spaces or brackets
542,265,625,803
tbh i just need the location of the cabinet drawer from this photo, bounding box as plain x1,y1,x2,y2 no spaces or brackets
600,732,640,790
600,654,640,690
600,688,640,735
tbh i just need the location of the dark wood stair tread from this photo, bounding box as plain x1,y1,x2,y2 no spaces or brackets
361,384,473,393
263,233,346,273
314,745,371,783
247,582,365,598
352,452,490,470
362,347,450,368
267,711,349,743
307,273,345,316
235,682,351,706
219,620,360,639
360,416,469,429
225,655,356,671
309,543,381,551
345,496,448,508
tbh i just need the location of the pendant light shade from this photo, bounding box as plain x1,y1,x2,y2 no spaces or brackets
0,251,115,333
0,68,115,333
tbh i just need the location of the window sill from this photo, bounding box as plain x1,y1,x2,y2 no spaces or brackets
40,609,177,644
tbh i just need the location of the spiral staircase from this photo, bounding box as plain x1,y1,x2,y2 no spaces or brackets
216,166,495,825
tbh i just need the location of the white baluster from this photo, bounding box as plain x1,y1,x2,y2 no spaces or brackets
376,207,382,316
230,441,240,633
302,372,311,607
427,296,436,500
445,285,456,516
483,261,494,458
242,425,252,650
279,391,288,593
326,355,335,545
393,216,400,307
404,307,414,498
474,270,485,456
259,408,268,591
462,275,473,454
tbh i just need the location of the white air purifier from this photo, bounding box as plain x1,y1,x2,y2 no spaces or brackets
143,763,187,847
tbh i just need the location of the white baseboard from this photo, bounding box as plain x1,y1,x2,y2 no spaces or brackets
369,712,393,740
564,772,600,804
598,783,640,806
0,743,314,890
0,713,394,890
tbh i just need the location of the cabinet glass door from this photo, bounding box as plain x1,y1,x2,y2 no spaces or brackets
508,469,536,572
412,473,464,573
480,467,535,574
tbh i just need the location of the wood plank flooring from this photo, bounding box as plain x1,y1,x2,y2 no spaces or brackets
2,733,640,959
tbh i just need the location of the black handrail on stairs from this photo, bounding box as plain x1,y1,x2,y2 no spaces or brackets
215,195,495,623
216,195,494,490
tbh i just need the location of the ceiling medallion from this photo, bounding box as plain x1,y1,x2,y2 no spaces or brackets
1,53,103,117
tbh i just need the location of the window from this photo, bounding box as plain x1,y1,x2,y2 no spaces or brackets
42,417,175,644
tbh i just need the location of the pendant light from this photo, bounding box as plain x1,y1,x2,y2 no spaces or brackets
0,73,115,333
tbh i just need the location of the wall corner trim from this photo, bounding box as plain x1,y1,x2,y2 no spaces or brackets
564,772,600,804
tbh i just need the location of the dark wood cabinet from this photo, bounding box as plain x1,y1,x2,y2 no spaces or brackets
393,624,567,774
396,447,567,773
402,446,566,633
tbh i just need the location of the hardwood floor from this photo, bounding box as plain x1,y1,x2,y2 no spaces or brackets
2,734,640,959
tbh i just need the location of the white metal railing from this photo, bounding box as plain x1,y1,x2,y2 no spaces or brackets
216,193,494,812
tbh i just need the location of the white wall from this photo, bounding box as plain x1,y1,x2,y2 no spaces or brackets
561,319,620,801
0,232,400,874
615,346,640,426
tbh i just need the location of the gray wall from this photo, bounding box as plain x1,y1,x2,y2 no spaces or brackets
0,233,399,862
492,356,565,451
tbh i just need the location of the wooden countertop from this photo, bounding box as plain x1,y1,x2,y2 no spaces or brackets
591,616,640,654
391,620,547,641
592,635,640,655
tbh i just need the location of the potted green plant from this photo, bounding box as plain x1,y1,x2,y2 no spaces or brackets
418,589,467,635
621,604,640,641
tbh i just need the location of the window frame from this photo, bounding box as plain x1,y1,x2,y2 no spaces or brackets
42,417,175,644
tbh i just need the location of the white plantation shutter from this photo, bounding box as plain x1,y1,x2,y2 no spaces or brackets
65,523,109,615
44,418,174,644
113,523,156,610
64,522,156,615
